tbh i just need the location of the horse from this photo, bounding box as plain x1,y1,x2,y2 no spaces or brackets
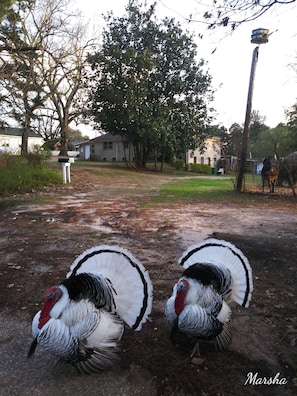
261,162,279,194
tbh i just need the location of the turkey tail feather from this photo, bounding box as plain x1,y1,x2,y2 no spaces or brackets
179,238,253,307
67,245,153,330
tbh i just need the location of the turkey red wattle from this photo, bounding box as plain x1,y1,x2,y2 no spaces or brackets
174,279,189,316
38,286,62,329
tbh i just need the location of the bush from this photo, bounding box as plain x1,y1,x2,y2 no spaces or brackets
25,145,52,167
0,152,61,196
188,163,212,175
172,158,185,170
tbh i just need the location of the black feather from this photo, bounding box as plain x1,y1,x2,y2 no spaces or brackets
182,263,231,297
27,337,38,358
170,317,179,342
61,273,115,311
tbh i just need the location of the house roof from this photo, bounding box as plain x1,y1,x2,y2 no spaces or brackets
0,127,43,138
80,133,123,145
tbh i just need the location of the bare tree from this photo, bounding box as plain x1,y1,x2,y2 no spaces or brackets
177,0,296,31
40,34,96,154
28,0,98,155
0,0,99,154
0,1,45,153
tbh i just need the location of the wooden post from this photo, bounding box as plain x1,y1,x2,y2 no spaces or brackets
236,46,259,192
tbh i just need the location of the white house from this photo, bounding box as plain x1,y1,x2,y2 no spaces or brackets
78,133,133,162
0,127,44,153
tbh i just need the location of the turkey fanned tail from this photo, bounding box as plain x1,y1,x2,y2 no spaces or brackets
179,238,253,307
67,245,153,330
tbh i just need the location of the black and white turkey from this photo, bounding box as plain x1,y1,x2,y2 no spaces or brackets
28,245,153,373
165,238,253,356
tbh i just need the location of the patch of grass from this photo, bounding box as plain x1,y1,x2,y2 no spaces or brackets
152,177,235,203
0,166,61,196
74,160,192,176
0,153,61,196
243,173,263,190
73,161,139,178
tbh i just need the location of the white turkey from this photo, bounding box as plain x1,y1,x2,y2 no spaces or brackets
28,245,153,373
165,238,253,356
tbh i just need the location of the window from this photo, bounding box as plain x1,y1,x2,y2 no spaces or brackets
103,141,113,150
1,139,9,147
200,157,204,165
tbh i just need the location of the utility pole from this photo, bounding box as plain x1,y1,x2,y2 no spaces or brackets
236,46,259,192
236,28,269,192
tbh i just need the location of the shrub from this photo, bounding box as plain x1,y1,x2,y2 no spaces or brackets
172,158,185,170
25,145,52,167
0,152,61,196
0,152,24,170
188,163,212,175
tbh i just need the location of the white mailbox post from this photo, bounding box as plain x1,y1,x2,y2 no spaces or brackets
58,158,74,183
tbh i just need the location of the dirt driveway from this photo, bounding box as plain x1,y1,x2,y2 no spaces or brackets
0,165,296,396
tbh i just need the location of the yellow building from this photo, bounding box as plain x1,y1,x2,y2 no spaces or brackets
186,137,222,168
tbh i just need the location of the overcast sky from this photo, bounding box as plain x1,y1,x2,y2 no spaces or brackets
74,0,297,136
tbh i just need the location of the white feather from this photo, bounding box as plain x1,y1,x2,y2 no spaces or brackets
84,310,124,350
178,305,214,337
216,301,232,324
49,285,69,318
37,317,78,361
32,310,41,338
61,300,100,339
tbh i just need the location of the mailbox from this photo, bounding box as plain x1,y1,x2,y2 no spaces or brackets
58,157,74,163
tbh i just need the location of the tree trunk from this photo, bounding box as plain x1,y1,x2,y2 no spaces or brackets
59,116,69,156
59,134,68,156
21,113,31,155
21,129,29,155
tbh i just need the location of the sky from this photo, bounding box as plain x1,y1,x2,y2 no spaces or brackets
74,0,297,136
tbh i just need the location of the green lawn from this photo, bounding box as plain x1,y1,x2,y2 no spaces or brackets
0,156,265,200
153,177,236,203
